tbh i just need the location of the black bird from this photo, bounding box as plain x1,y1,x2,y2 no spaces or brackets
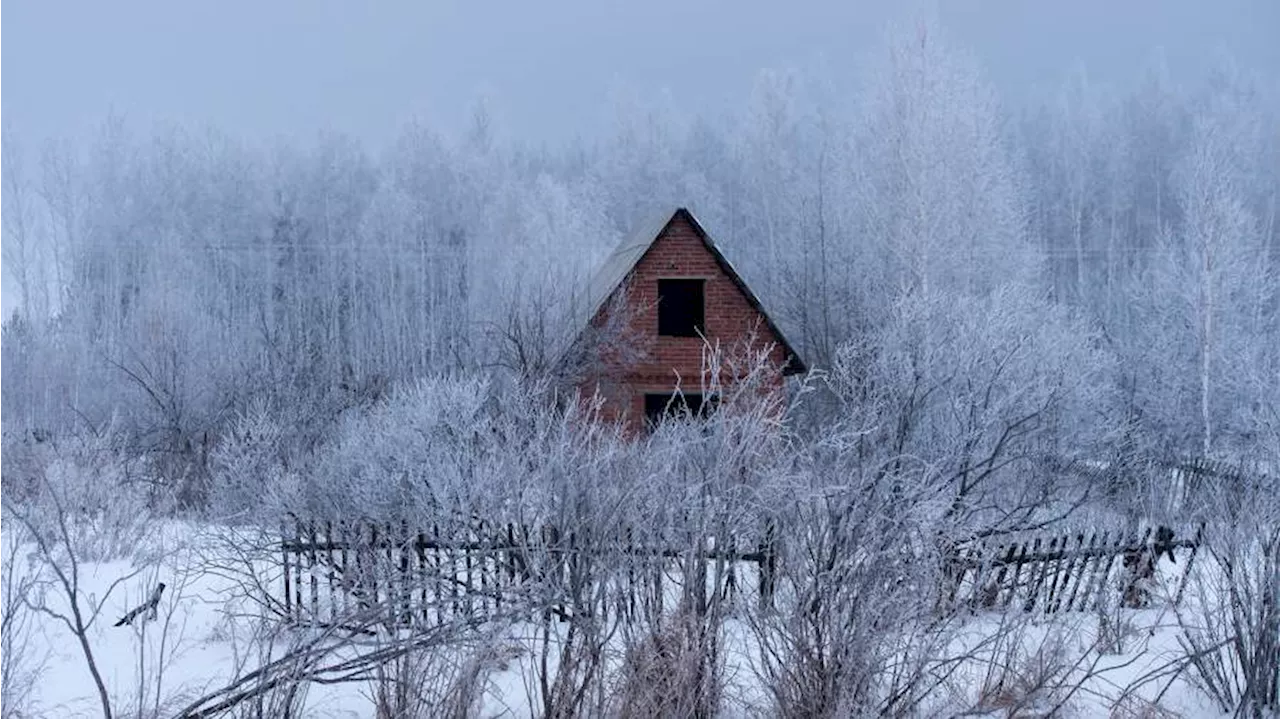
114,583,166,627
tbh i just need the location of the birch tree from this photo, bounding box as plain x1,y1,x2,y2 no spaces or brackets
1133,68,1276,458
853,15,1032,305
2,128,47,323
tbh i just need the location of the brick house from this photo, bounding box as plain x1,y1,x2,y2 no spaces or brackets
564,207,805,431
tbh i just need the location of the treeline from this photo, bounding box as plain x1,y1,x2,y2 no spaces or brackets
2,17,1278,500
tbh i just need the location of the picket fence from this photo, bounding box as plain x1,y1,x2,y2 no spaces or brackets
278,516,776,628
278,516,1201,629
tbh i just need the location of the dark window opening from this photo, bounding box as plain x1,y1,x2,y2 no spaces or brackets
657,279,705,337
644,392,717,430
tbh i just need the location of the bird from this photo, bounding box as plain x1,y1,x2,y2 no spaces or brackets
114,583,166,627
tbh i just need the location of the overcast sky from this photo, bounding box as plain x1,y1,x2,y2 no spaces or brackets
2,0,1278,318
4,0,1278,150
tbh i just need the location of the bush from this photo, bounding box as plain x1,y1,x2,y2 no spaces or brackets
613,605,725,719
1176,521,1280,715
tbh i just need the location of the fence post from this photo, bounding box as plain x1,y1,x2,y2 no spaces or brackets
723,531,738,603
368,522,380,621
338,520,349,617
1173,523,1205,607
281,518,292,623
759,519,777,610
465,519,476,619
416,527,428,625
325,520,336,625
1048,532,1084,613
306,519,319,623
1020,537,1043,611
1004,540,1030,608
626,526,636,622
399,519,411,627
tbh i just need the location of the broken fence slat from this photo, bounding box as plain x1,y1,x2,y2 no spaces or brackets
950,525,1201,615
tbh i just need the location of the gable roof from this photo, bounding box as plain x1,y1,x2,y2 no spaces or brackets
575,207,807,376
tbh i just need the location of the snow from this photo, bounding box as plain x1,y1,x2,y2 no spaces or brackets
0,521,1238,718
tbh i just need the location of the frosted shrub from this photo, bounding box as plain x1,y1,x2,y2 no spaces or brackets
613,604,725,719
1177,503,1280,715
746,483,952,718
208,404,300,519
1,532,45,719
298,375,496,521
9,427,156,563
365,640,494,719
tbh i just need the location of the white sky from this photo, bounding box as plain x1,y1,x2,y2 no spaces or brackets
2,0,1278,317
4,0,1277,148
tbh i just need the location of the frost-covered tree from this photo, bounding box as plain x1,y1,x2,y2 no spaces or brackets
1129,66,1278,458
853,16,1033,304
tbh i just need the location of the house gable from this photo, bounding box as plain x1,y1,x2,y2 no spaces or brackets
582,207,805,377
570,207,806,429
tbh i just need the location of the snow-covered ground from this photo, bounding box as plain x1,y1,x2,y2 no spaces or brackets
0,520,1238,717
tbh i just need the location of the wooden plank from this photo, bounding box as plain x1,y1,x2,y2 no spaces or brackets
324,520,336,625
1045,533,1081,613
338,520,350,618
433,523,443,623
1092,532,1126,612
416,529,428,625
986,544,1016,609
281,519,293,623
399,521,411,626
1094,531,1125,611
983,539,1001,605
626,526,637,621
307,519,320,623
1120,527,1154,609
368,522,380,618
506,523,517,584
759,520,776,609
478,519,491,620
1025,536,1054,611
1075,527,1105,608
945,539,971,607
1003,539,1030,608
651,534,662,620
294,517,305,622
382,521,395,626
465,520,475,619
1062,531,1098,612
724,531,738,602
1173,524,1204,606
970,539,991,607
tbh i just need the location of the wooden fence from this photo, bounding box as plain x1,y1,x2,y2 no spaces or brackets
279,516,777,629
279,516,1204,629
944,524,1203,614
1173,457,1273,506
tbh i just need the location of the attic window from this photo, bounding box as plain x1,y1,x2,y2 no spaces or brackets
644,392,717,429
657,279,705,337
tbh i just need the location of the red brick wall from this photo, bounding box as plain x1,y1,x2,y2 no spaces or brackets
578,213,790,430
